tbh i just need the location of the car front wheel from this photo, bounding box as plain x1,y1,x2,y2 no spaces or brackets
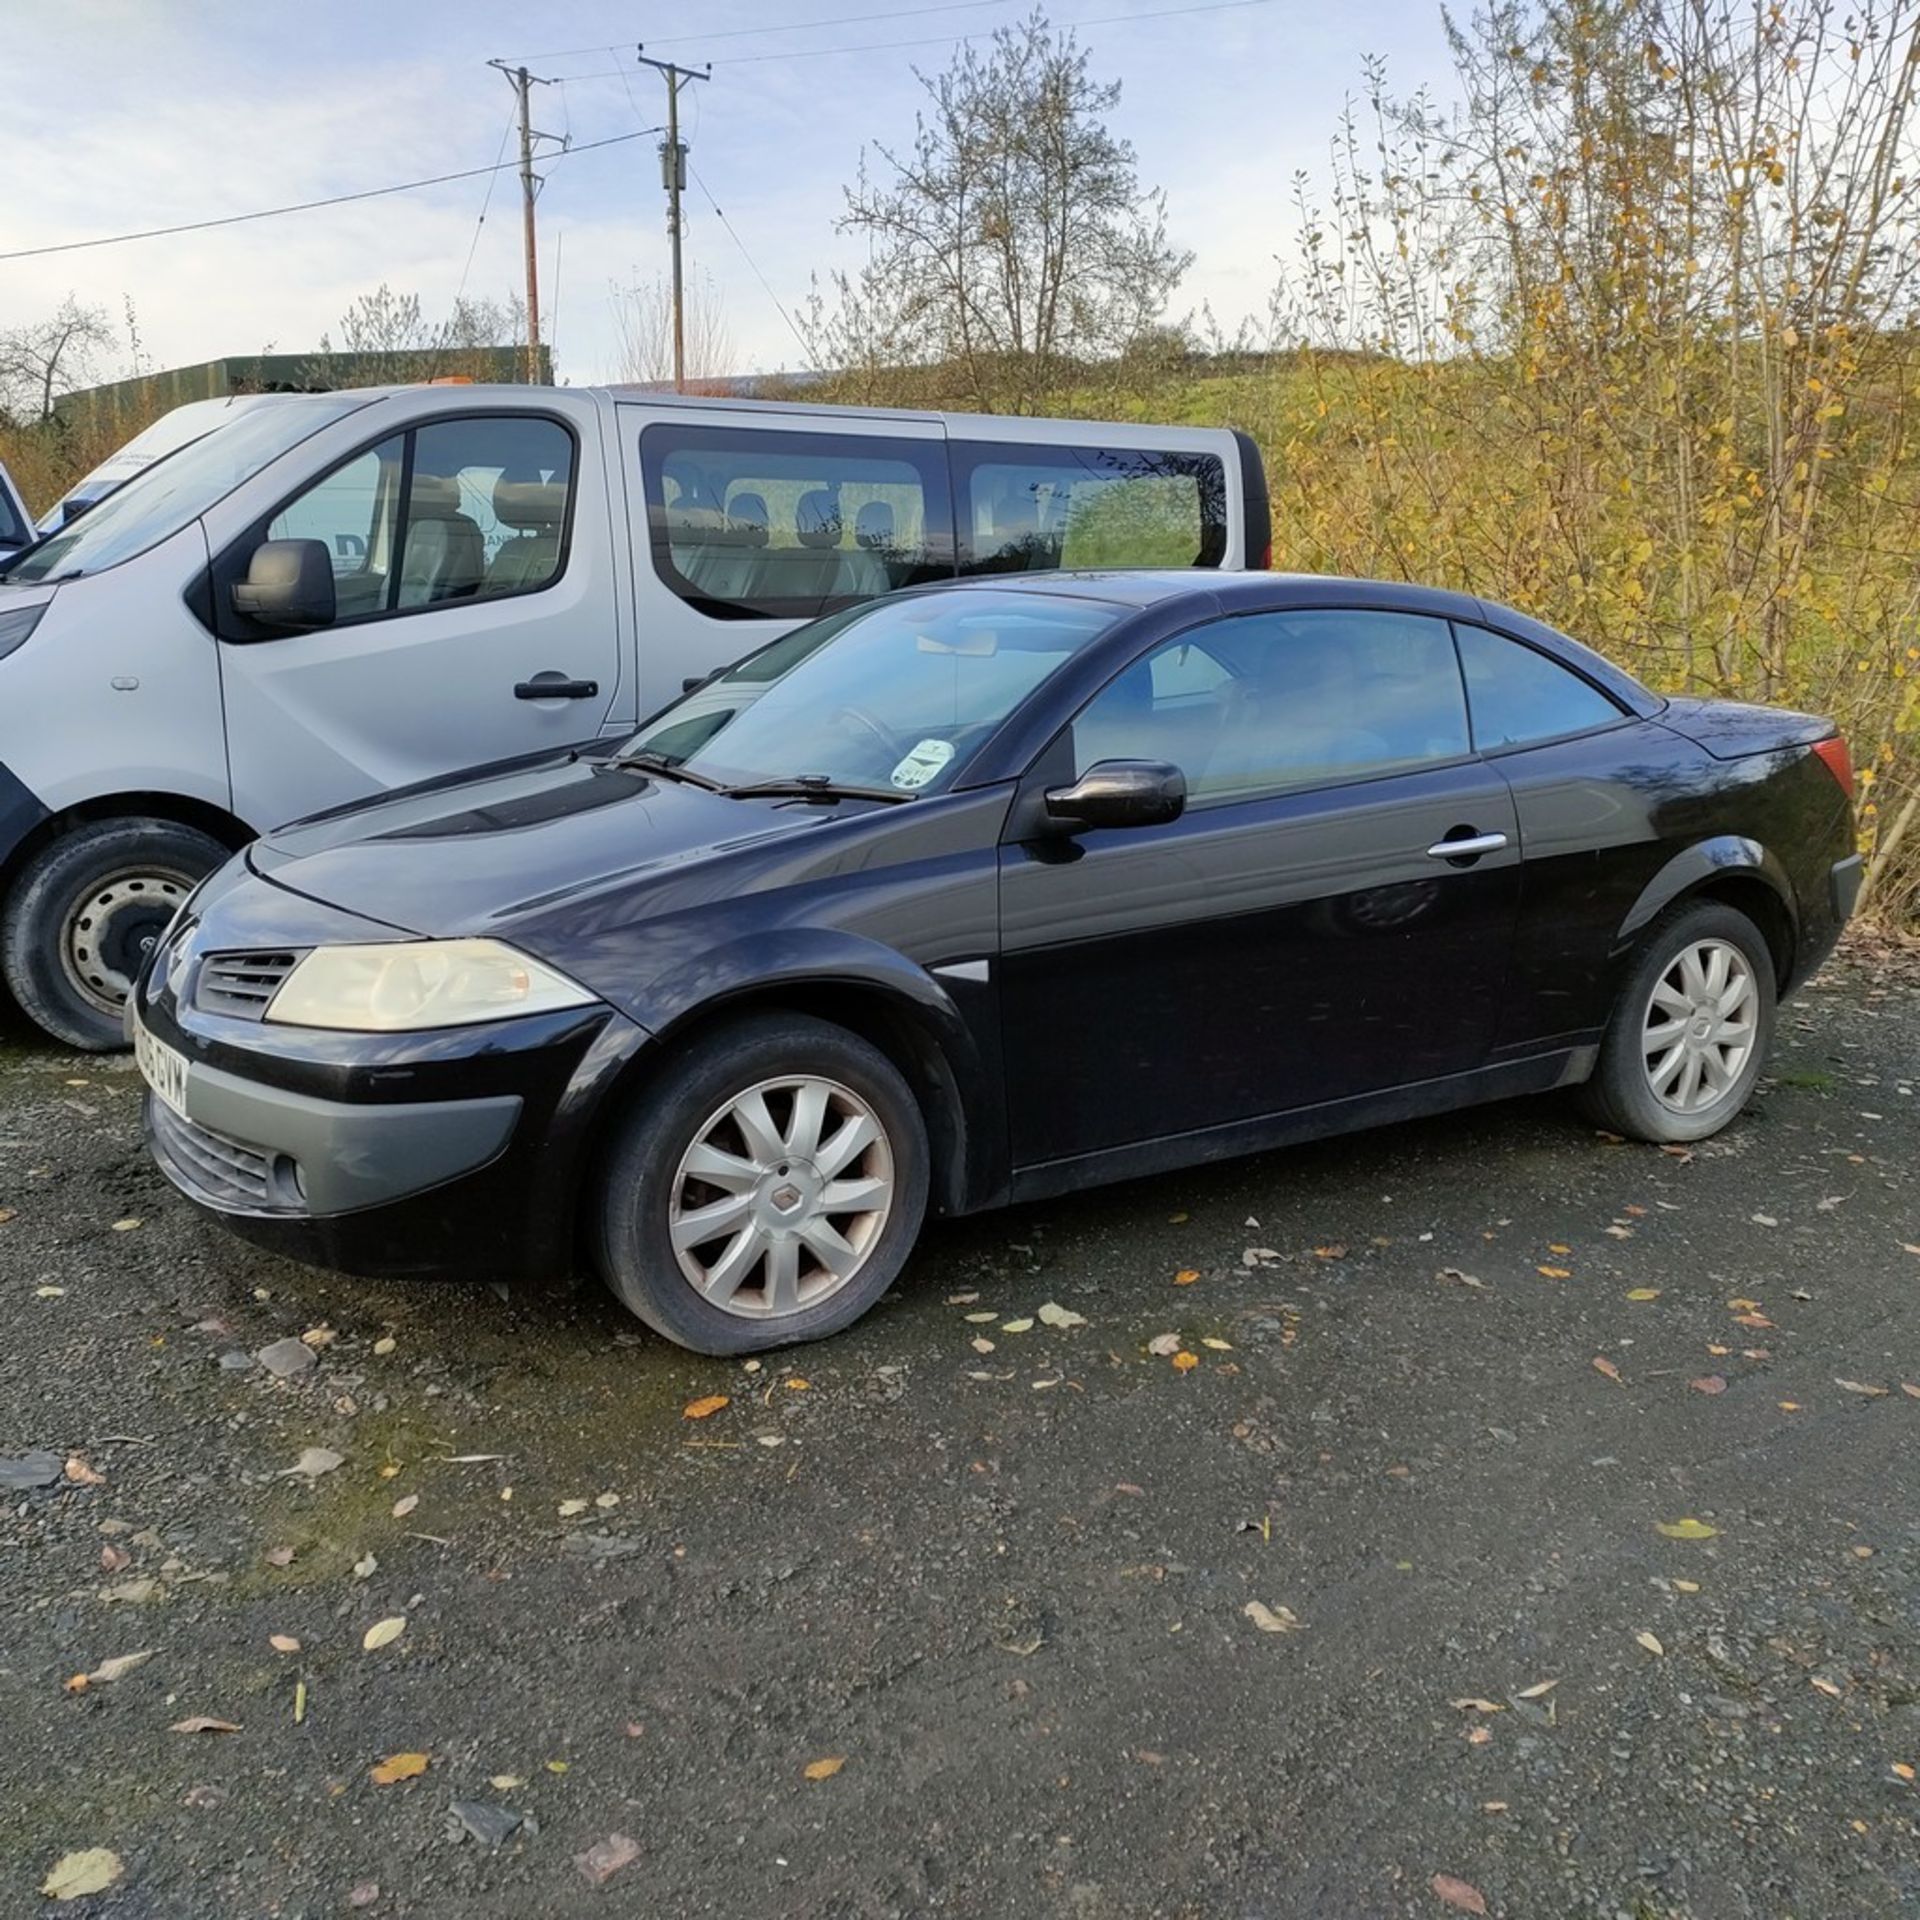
594,1012,931,1354
1579,899,1778,1143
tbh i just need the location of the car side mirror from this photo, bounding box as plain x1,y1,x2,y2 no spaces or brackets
1043,759,1186,831
231,538,335,630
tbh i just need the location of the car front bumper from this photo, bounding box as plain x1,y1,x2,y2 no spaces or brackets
133,872,650,1283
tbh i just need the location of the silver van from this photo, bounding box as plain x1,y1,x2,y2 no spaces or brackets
0,385,1268,1047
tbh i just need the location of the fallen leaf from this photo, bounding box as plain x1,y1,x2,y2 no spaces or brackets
1000,1317,1034,1333
490,1774,524,1790
1592,1356,1624,1385
1465,1724,1492,1745
378,1463,401,1479
970,1337,995,1354
1242,1600,1305,1634
1037,1301,1086,1329
1691,1375,1727,1395
1625,1287,1661,1301
1171,1350,1200,1373
595,1492,620,1510
1449,1698,1505,1713
1430,1872,1488,1914
282,1447,344,1479
1751,1213,1778,1227
389,1493,419,1520
1635,1630,1665,1656
1174,1269,1201,1286
682,1395,729,1420
786,1377,810,1390
1660,1144,1694,1161
1312,1244,1347,1260
1892,1763,1916,1783
437,1452,506,1463
269,1635,300,1654
559,1498,589,1516
1606,1225,1635,1239
1514,1679,1558,1699
369,1751,429,1784
169,1715,241,1734
575,1833,641,1885
1657,1517,1720,1539
63,1455,105,1486
34,1285,64,1298
546,1760,569,1773
1673,1579,1700,1593
79,1650,154,1685
803,1755,846,1780
372,1336,396,1355
1538,1265,1571,1279
352,1553,378,1580
1549,1242,1572,1254
1146,1332,1182,1356
1835,1378,1889,1397
300,1325,337,1348
1904,1383,1920,1400
963,1311,997,1323
1201,1336,1234,1351
264,1546,295,1567
362,1616,406,1652
42,1849,124,1902
110,1218,142,1232
1810,1676,1844,1698
1437,1267,1485,1288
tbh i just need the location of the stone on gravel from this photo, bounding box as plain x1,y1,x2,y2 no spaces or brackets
448,1800,525,1848
256,1337,316,1379
574,1833,641,1884
0,1450,62,1490
217,1351,254,1372
562,1531,641,1560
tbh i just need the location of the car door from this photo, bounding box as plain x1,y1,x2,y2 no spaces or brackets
996,606,1522,1169
218,403,622,830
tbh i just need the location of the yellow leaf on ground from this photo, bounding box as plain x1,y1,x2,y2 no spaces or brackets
1171,1350,1200,1373
1635,1630,1665,1656
1673,1579,1701,1593
362,1616,406,1652
1538,1265,1571,1279
682,1395,730,1420
1810,1676,1844,1698
42,1849,124,1902
1657,1517,1720,1539
803,1755,846,1781
1626,1288,1661,1301
369,1751,429,1785
1243,1600,1305,1634
1174,1269,1201,1286
1514,1679,1558,1699
1201,1337,1233,1351
786,1377,810,1390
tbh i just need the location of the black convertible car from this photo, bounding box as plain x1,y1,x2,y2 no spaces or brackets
134,572,1859,1353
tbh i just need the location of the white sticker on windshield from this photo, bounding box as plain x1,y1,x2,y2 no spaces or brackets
890,738,956,790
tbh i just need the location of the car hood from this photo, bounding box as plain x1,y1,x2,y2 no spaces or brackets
249,751,878,938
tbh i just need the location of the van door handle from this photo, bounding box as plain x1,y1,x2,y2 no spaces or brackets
1425,829,1509,862
515,673,599,701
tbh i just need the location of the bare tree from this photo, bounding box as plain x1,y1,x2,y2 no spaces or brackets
826,9,1190,412
307,283,531,385
608,269,736,388
0,295,115,422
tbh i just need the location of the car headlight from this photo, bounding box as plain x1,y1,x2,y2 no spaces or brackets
265,938,597,1032
0,604,46,662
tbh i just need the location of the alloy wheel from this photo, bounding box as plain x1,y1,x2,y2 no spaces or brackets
1640,937,1758,1114
667,1074,895,1319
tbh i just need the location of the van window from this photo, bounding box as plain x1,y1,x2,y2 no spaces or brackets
952,443,1227,575
640,423,951,621
253,414,575,623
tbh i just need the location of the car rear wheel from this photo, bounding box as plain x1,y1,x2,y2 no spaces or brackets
593,1012,931,1354
2,819,227,1052
1578,899,1777,1143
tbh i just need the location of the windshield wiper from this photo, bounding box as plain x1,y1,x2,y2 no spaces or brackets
723,773,913,804
612,751,728,792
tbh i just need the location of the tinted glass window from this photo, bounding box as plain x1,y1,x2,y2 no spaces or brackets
640,423,950,622
954,442,1226,575
1072,608,1469,800
0,474,25,547
626,590,1116,795
1455,623,1624,748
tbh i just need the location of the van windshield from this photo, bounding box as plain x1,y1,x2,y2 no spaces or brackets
2,395,373,584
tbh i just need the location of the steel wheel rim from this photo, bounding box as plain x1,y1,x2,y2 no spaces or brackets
667,1074,895,1320
1641,937,1758,1115
62,868,193,1015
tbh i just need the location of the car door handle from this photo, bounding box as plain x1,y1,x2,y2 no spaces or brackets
515,674,599,701
1425,830,1509,861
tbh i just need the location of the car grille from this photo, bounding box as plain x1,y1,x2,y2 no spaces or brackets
195,950,300,1020
149,1100,279,1209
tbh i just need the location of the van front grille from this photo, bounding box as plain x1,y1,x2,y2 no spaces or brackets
196,950,300,1019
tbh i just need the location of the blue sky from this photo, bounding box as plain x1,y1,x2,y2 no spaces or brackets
4,0,1458,387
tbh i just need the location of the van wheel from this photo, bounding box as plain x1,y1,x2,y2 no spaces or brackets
593,1012,930,1355
1577,899,1777,1143
2,820,227,1051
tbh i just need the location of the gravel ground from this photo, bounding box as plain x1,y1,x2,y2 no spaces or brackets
2,945,1917,1919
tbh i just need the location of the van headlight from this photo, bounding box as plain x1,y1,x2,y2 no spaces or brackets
0,605,45,662
265,939,597,1031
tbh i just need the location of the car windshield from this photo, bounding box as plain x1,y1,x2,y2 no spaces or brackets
623,589,1120,796
2,395,372,583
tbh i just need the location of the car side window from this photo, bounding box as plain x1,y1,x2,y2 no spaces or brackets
1071,609,1470,801
260,415,574,625
1454,623,1625,749
639,422,951,621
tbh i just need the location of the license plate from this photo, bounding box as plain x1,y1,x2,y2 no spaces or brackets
133,1019,190,1120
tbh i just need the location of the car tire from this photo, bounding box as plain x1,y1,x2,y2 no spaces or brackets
2,819,227,1052
1577,899,1778,1143
593,1012,931,1355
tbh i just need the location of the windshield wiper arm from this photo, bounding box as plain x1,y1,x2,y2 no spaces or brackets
723,773,913,804
612,751,728,792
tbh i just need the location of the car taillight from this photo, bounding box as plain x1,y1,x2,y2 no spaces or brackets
1812,735,1853,796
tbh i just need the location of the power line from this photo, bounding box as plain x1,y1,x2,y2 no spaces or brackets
450,111,518,318
687,160,818,368
0,127,662,264
510,1,1013,64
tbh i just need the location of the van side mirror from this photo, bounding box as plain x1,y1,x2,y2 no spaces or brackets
232,539,335,630
1043,759,1186,831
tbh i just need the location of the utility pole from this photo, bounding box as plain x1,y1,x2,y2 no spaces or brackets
636,47,709,392
488,60,554,384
